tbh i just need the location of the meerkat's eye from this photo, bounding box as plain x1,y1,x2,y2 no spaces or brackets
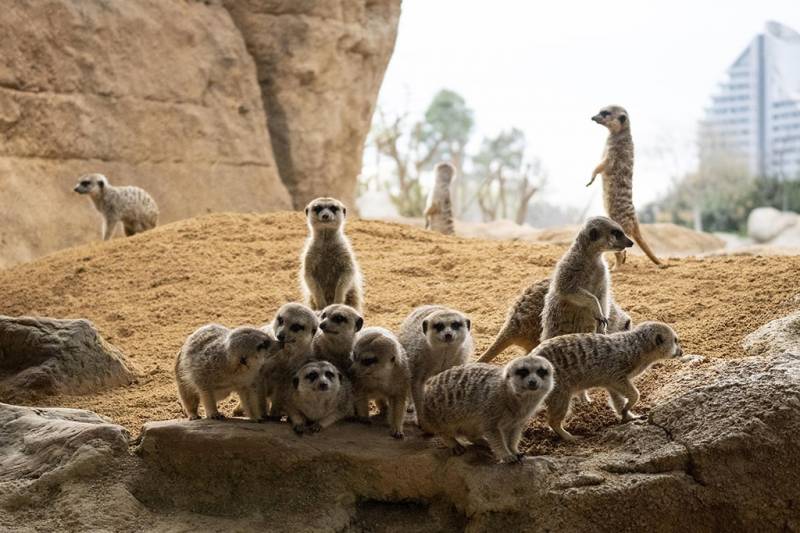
240,356,248,365
277,316,284,326
536,367,549,378
600,110,611,117
80,180,91,187
306,371,318,381
313,205,323,214
329,205,339,213
433,323,445,333
611,229,623,238
450,321,462,330
324,371,336,380
290,324,304,333
515,368,530,378
618,115,627,124
333,314,346,324
321,312,327,319
361,356,377,366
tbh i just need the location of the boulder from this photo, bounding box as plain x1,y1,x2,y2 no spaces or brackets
743,311,800,357
0,316,136,401
222,0,402,209
0,0,292,268
747,207,800,244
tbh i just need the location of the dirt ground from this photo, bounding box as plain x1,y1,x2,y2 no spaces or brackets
1,212,798,447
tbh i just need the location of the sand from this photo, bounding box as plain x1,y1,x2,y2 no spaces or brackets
1,212,798,445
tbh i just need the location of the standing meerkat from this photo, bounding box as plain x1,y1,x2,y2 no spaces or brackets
175,324,277,421
535,321,683,440
73,173,159,240
351,327,411,439
477,277,632,364
586,105,663,267
300,197,364,313
312,304,364,373
398,305,474,428
287,360,354,435
540,217,633,342
422,355,554,464
424,162,456,235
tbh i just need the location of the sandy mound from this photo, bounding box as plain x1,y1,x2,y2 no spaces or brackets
0,212,798,436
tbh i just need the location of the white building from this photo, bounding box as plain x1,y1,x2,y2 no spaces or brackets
700,21,800,178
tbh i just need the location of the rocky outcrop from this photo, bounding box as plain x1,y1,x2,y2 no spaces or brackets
0,0,292,268
747,207,800,245
0,316,136,401
743,311,800,357
222,0,402,209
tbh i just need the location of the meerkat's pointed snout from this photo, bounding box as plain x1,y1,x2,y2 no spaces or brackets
591,114,603,123
624,236,634,248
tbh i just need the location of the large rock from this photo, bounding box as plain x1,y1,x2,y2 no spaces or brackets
222,0,402,209
743,311,800,357
0,316,136,401
0,0,292,268
747,207,800,244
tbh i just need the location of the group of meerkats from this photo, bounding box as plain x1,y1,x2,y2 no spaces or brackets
74,106,683,465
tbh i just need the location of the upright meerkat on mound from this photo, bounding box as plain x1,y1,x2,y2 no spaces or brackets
424,162,456,235
287,360,354,435
312,304,363,373
398,305,474,429
423,355,554,464
300,197,364,313
477,277,632,364
73,173,158,240
540,217,633,342
586,105,663,267
535,321,683,440
175,324,277,421
351,327,411,439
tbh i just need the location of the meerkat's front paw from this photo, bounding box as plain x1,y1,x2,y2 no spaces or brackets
390,430,405,440
622,411,644,422
209,412,226,421
307,422,322,433
501,453,525,465
451,443,466,456
188,414,201,421
596,316,609,333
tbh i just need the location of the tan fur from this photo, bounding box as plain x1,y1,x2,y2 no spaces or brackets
311,304,363,374
424,162,456,235
74,173,158,240
587,106,663,267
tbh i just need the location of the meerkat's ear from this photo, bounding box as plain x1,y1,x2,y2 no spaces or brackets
655,334,664,346
619,115,627,124
390,355,396,363
465,318,471,331
292,377,300,389
422,320,429,334
355,316,364,332
589,228,599,241
305,207,309,216
624,319,631,330
98,180,105,189
342,207,347,217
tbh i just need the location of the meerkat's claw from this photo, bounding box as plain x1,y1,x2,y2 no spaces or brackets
502,453,525,465
188,415,201,421
390,430,405,440
307,422,322,433
622,411,644,422
210,412,226,421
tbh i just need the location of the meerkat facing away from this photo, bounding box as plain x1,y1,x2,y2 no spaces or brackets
423,355,554,464
477,277,632,364
312,304,363,373
424,162,456,235
300,197,363,313
398,305,474,429
540,217,633,342
73,173,158,240
535,321,682,440
175,324,276,421
351,327,411,439
286,360,354,435
586,106,663,267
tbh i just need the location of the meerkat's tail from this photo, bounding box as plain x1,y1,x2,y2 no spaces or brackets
476,324,517,363
629,221,663,267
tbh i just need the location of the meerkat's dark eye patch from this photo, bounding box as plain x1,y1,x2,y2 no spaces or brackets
277,316,284,326
329,206,339,213
589,228,600,241
306,371,319,381
600,110,611,117
624,319,631,330
536,367,549,378
433,323,445,333
515,368,530,378
450,321,462,330
332,314,346,324
619,115,627,124
324,370,336,380
80,180,91,187
240,356,248,366
355,317,364,331
655,334,664,346
360,356,378,367
611,229,623,238
313,205,324,214
321,312,327,320
290,324,304,333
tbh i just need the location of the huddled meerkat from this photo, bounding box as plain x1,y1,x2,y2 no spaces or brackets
540,217,633,342
586,105,663,267
424,162,456,235
351,327,411,439
398,305,474,428
286,360,354,435
73,173,159,240
477,277,632,364
175,324,277,421
422,355,554,464
300,197,364,313
312,304,364,373
535,321,683,440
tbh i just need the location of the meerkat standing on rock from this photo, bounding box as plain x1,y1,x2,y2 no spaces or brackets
477,277,632,364
300,197,363,313
540,217,633,342
312,304,363,373
175,324,277,421
422,355,554,464
398,305,474,429
534,321,683,440
286,360,354,435
73,173,158,240
351,327,411,439
424,162,456,235
587,106,663,267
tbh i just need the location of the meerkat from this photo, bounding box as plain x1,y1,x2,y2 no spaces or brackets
73,173,158,240
424,162,456,235
312,304,363,373
350,327,411,439
422,355,554,464
398,305,474,428
540,216,633,342
535,321,683,440
300,197,364,313
175,324,276,421
286,360,354,435
586,105,663,267
477,277,632,364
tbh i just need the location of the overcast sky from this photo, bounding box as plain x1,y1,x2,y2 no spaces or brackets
372,0,800,216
